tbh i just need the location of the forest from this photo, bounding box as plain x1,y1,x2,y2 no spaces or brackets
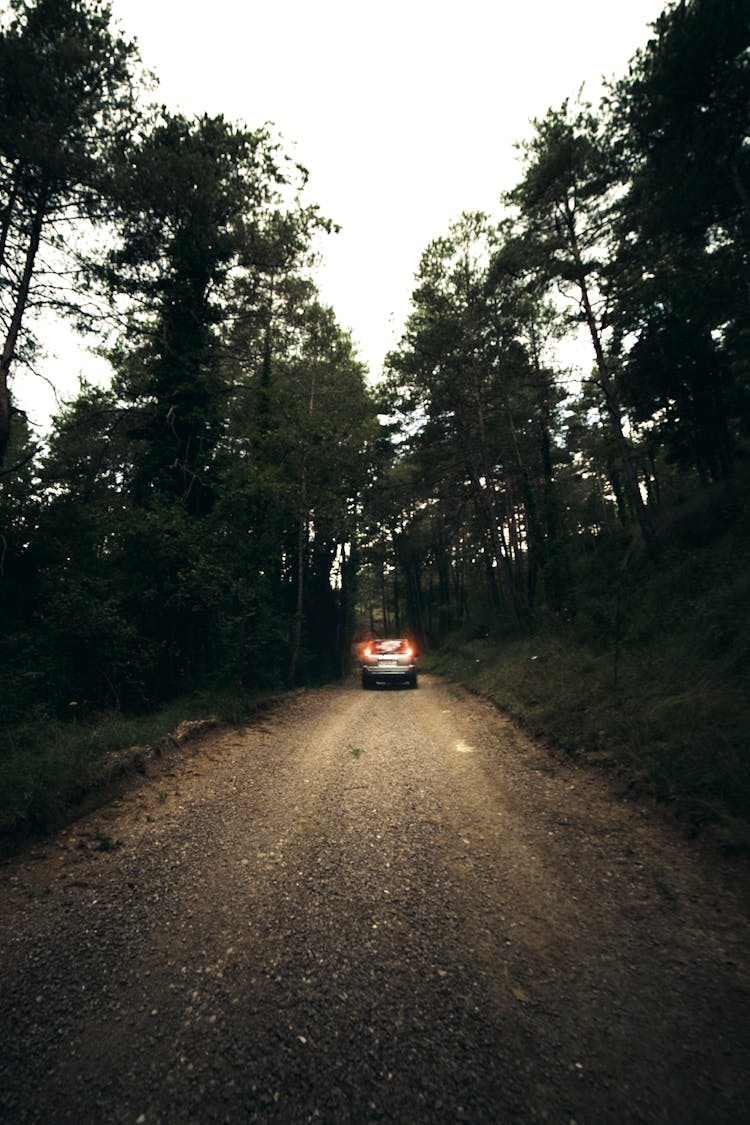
0,0,748,843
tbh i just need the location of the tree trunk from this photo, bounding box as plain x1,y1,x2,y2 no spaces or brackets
560,197,658,553
287,363,316,686
0,193,47,469
0,166,21,270
465,377,525,633
288,486,307,686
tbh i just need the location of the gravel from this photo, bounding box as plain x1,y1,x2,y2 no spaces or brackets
1,674,749,1123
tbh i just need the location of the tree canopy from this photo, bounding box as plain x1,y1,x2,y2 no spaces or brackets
369,0,748,642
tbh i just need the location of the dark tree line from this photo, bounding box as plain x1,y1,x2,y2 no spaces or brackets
366,0,749,642
0,0,378,721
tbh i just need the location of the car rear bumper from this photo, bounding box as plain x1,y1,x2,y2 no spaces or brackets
361,664,417,686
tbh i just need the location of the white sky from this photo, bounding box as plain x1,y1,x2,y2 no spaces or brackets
22,0,668,424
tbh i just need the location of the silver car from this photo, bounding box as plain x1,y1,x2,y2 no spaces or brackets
361,638,418,689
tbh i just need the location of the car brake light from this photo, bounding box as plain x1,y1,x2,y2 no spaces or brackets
364,645,372,658
404,645,413,658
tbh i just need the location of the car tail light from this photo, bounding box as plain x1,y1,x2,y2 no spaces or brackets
404,645,413,658
364,645,372,658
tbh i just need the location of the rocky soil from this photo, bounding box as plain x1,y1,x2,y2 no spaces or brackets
1,675,748,1123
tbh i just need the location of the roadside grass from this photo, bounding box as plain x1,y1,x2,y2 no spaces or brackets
0,686,279,851
424,524,750,850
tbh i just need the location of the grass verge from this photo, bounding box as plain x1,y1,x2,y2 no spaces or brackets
426,635,750,851
424,534,750,852
0,686,284,854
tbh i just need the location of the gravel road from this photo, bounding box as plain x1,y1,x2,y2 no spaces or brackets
1,675,749,1123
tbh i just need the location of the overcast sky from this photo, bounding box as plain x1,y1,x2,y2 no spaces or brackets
25,0,669,423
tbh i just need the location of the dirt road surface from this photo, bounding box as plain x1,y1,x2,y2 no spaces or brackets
1,676,749,1123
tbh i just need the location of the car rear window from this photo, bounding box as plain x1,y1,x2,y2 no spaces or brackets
371,639,409,654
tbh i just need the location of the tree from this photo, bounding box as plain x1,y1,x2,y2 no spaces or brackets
507,101,658,552
608,0,750,479
0,0,141,468
93,112,313,692
103,113,295,510
383,213,572,636
387,214,528,633
240,294,376,686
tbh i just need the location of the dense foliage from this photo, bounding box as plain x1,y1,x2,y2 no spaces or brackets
369,0,749,647
0,0,377,727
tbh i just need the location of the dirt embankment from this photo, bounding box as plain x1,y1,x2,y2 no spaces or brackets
1,676,748,1123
